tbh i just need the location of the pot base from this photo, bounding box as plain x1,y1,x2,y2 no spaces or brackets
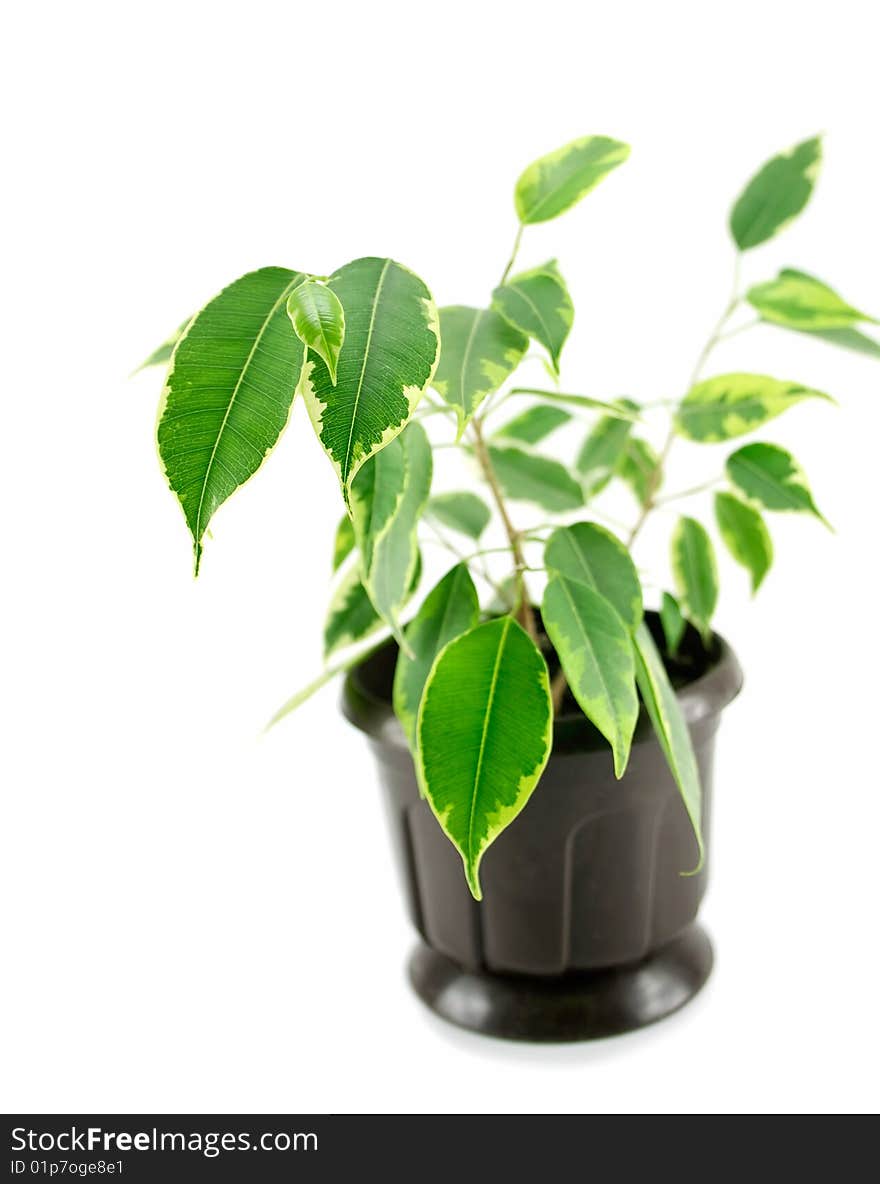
408,924,713,1043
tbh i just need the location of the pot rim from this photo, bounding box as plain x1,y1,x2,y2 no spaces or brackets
342,614,744,755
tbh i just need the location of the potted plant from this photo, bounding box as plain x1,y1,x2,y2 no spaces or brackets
142,133,872,1042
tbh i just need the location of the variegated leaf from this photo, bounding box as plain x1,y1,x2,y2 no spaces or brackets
671,516,719,643
675,373,832,443
426,492,491,540
432,306,528,436
157,267,307,574
300,257,439,500
660,591,686,657
514,135,631,224
730,136,822,251
576,403,637,496
492,404,571,445
725,442,830,527
323,564,382,658
714,491,773,593
287,279,345,384
417,617,552,900
332,515,355,572
746,268,877,332
492,260,574,373
486,444,583,512
544,522,643,631
135,318,190,373
618,437,661,505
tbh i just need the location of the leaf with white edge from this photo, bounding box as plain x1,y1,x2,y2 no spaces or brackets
352,421,432,642
134,318,190,374
515,135,631,224
300,257,439,500
543,577,638,777
432,306,528,436
544,522,643,631
426,492,491,540
492,260,574,373
510,388,639,421
324,564,382,658
393,564,480,748
746,268,877,332
332,515,355,572
730,135,822,251
675,373,832,443
417,617,552,900
726,442,830,527
671,516,719,643
493,404,571,445
157,266,307,574
633,623,704,871
576,402,638,496
660,592,686,657
618,437,660,505
486,444,583,512
714,491,773,593
286,280,345,384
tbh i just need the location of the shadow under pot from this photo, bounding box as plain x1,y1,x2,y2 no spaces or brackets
342,612,743,1043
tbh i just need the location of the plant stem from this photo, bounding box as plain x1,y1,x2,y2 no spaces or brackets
653,477,723,505
499,223,524,285
627,252,743,548
470,416,538,641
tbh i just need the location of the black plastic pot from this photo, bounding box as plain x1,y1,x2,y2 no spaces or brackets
342,614,743,1042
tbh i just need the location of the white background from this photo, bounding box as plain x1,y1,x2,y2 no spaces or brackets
2,0,878,1115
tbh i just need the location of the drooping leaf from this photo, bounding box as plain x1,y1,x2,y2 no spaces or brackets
134,318,190,373
659,591,686,657
324,564,382,658
393,564,480,747
675,373,832,443
790,326,880,359
730,135,822,251
352,421,433,641
542,577,638,777
514,135,631,224
575,402,637,496
747,268,877,332
491,260,574,373
286,279,346,384
300,257,439,500
432,306,528,436
714,491,773,593
509,387,639,420
332,515,355,572
417,617,552,900
633,623,704,871
544,522,643,631
670,517,719,643
486,444,583,512
725,442,830,526
493,404,571,445
617,437,661,505
426,491,492,540
157,267,307,574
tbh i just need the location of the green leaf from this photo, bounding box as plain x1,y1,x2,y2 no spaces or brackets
633,623,704,871
324,564,382,658
432,306,528,436
514,134,631,224
134,318,190,374
542,577,638,777
300,257,439,500
393,564,480,748
747,268,877,332
417,617,552,900
714,491,773,593
157,267,307,574
491,260,574,373
791,326,880,360
575,402,638,496
617,437,660,506
426,491,491,540
486,444,583,512
493,404,572,445
730,135,822,250
509,388,639,421
660,592,686,657
352,421,433,642
725,442,830,526
544,522,643,631
332,515,355,572
670,517,719,643
286,279,346,384
675,373,832,443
